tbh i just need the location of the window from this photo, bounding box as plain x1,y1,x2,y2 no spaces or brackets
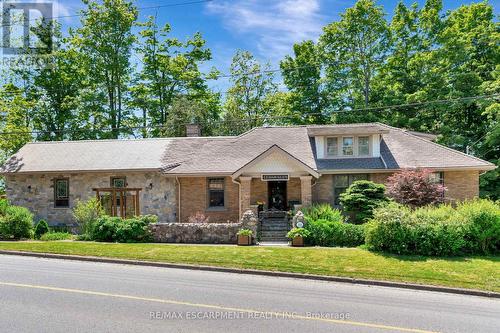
326,137,338,156
54,179,69,207
208,178,225,208
342,137,354,156
358,136,370,156
333,174,368,205
429,172,444,185
111,177,126,188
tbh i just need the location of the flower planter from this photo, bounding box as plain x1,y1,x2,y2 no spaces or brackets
291,236,304,247
237,234,252,246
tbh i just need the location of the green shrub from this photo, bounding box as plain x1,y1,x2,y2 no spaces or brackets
89,215,156,243
305,219,365,247
286,227,311,239
40,232,73,241
90,216,120,242
457,200,500,254
365,200,500,256
114,216,154,243
0,199,8,216
0,205,33,239
340,180,389,223
73,198,104,236
302,204,343,223
34,220,50,239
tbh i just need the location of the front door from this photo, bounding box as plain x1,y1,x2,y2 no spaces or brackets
268,181,287,211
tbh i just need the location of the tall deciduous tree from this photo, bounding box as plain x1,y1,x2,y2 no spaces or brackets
134,16,215,137
280,40,327,124
73,0,138,138
222,50,277,135
320,0,389,112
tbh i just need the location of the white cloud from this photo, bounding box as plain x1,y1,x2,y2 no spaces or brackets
206,0,326,61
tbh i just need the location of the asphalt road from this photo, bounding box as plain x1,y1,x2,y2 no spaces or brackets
0,255,499,333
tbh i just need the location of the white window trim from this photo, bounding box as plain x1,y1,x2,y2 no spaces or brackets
324,135,372,158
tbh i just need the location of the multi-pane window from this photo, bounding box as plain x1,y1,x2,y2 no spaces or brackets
429,172,444,185
358,136,370,156
333,174,368,205
342,137,354,156
54,179,69,207
326,137,338,156
111,177,126,188
208,178,225,208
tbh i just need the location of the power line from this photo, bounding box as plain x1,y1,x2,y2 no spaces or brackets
0,93,498,136
0,0,214,28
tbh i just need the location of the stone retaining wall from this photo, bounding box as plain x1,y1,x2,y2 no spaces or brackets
150,210,258,244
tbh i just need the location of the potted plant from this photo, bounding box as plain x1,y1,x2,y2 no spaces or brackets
286,227,310,247
237,229,253,246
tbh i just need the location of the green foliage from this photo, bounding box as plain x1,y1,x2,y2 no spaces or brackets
89,215,156,243
0,199,8,216
339,180,389,223
0,205,34,239
304,219,365,247
237,229,253,236
40,232,73,241
73,198,105,236
34,220,50,239
366,200,500,256
286,227,311,239
301,204,343,223
457,200,500,254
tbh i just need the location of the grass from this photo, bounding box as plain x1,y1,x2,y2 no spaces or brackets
0,241,499,292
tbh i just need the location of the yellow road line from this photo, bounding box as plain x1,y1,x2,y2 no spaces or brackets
0,281,438,333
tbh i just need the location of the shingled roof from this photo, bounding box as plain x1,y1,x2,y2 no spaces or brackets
0,123,494,175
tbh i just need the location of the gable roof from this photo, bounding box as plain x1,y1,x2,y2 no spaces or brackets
0,123,494,175
232,144,319,179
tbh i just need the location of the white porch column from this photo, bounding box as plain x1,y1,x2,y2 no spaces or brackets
300,176,313,207
239,177,252,217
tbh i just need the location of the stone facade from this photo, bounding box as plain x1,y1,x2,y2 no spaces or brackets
150,210,258,244
178,176,240,223
4,172,176,225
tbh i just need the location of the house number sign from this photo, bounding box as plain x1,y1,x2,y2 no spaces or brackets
261,174,289,181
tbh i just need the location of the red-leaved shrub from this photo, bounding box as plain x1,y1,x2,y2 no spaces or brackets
386,169,446,207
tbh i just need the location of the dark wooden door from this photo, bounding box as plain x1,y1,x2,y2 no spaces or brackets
268,181,287,211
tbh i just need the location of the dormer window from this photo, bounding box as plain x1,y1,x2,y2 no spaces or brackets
326,137,338,156
358,136,370,156
342,137,354,156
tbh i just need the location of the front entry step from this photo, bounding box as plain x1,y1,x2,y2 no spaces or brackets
259,211,290,243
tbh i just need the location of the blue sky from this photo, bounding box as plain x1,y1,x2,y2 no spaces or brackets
50,0,500,91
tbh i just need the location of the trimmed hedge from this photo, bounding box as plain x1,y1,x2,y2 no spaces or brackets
365,200,500,256
305,219,365,247
89,215,157,243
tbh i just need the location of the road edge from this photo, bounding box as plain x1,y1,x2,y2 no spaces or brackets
1,249,499,299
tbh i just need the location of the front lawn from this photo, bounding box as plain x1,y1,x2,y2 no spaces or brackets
0,241,499,292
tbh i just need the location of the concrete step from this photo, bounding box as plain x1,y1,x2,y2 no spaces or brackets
260,225,289,231
260,237,289,242
261,231,288,238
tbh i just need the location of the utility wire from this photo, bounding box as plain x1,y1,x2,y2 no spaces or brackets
0,94,498,136
0,0,214,28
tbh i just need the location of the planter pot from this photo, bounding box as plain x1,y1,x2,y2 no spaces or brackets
291,236,304,247
237,235,252,246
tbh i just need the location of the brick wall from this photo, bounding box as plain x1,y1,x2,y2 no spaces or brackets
179,176,240,223
4,172,176,225
444,170,479,201
311,171,480,206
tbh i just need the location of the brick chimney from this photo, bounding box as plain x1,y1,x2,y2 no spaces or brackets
186,124,201,137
